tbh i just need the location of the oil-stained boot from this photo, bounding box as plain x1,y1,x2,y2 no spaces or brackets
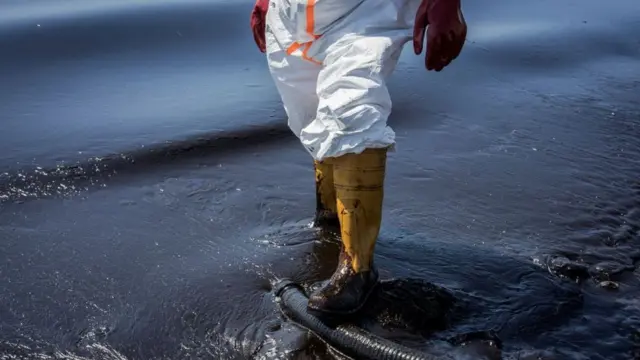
307,148,387,315
313,159,340,229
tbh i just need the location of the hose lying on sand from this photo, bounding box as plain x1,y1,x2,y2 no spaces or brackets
274,279,453,360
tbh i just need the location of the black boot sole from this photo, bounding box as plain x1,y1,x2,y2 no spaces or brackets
306,279,379,317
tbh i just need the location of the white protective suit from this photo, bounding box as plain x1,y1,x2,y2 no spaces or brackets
265,0,421,161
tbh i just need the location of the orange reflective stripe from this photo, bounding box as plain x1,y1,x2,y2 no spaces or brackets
286,42,302,55
286,41,322,65
285,0,322,65
302,42,322,65
305,0,320,39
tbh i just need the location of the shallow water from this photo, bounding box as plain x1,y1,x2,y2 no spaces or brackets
0,0,639,359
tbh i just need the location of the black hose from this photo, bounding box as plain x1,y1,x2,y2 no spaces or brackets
274,279,454,360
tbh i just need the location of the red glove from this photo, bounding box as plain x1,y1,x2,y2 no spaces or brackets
250,0,269,53
413,0,467,71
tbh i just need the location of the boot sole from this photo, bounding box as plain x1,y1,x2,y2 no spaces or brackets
306,280,379,317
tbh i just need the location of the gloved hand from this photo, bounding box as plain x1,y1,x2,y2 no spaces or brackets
250,0,269,53
413,0,467,71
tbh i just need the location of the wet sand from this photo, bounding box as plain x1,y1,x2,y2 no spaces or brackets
1,0,639,359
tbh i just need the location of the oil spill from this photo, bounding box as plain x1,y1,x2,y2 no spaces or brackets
1,0,640,359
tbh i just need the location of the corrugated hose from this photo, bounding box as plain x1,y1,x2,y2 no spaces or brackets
274,279,454,360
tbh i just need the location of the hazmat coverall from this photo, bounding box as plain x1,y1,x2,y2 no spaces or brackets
251,0,467,315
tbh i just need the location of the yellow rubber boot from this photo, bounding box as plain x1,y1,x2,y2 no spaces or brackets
307,148,386,315
313,160,339,229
